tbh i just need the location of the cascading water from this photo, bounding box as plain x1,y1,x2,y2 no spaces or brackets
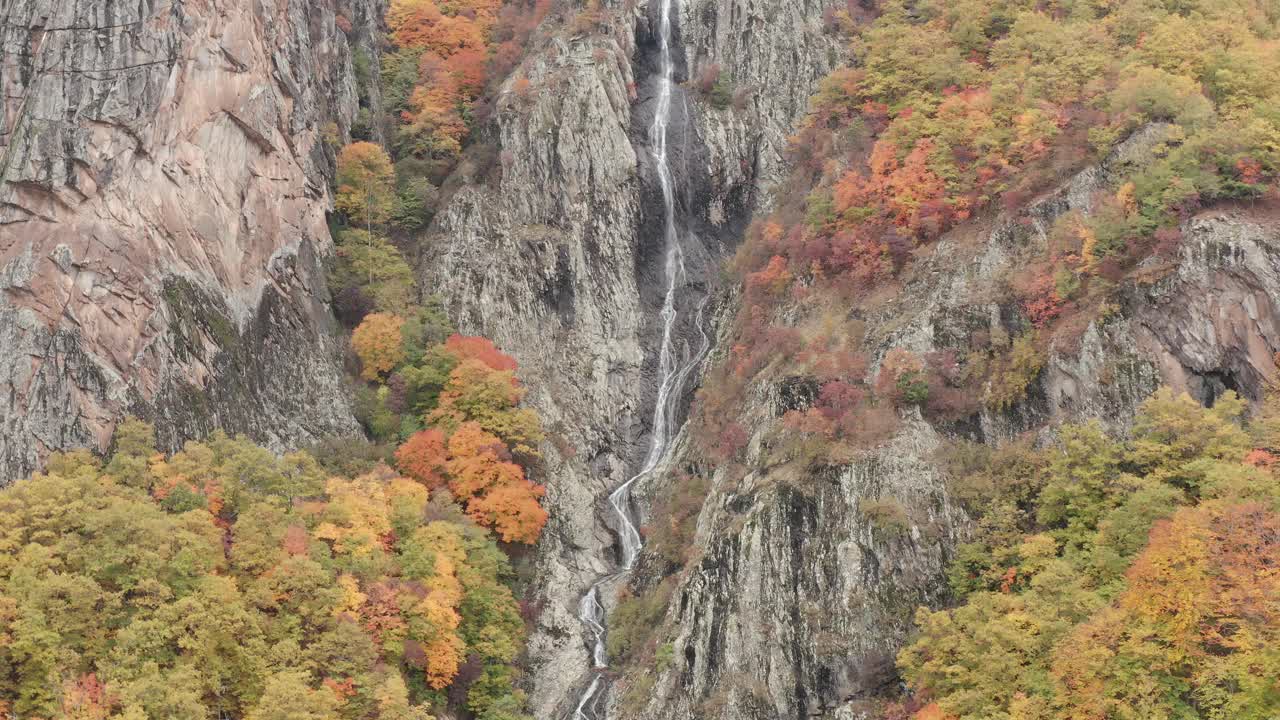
570,0,707,716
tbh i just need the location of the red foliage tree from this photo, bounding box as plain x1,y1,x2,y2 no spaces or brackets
817,380,865,421
446,47,488,96
1020,273,1067,329
746,255,793,298
444,334,518,371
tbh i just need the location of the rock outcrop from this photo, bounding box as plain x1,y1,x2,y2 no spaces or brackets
681,0,844,214
0,0,378,481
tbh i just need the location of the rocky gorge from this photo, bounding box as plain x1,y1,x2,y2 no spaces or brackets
2,1,1279,719
418,0,843,716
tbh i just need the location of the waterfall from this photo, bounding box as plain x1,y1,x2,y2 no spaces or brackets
570,0,707,716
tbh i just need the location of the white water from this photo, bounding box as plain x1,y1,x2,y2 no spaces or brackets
571,0,707,716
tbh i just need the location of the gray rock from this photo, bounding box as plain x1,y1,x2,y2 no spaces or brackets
417,0,842,715
620,125,1280,719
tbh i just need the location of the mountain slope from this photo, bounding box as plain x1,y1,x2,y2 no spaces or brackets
607,1,1280,717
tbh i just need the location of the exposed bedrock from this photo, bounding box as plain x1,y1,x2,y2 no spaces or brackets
625,126,1280,720
0,0,384,481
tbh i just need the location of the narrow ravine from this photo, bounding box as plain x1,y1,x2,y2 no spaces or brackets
571,0,707,716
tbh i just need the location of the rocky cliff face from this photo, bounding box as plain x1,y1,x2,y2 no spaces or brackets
680,0,844,214
418,0,841,715
423,23,649,716
0,0,379,480
618,126,1280,719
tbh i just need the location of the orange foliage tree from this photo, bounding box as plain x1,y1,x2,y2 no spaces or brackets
384,0,503,164
395,427,449,488
399,61,469,159
445,422,548,543
387,0,499,51
1049,501,1280,719
61,674,112,720
349,324,550,545
913,704,956,720
387,335,548,544
444,334,519,371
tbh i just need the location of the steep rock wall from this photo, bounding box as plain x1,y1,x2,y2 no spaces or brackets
0,0,375,480
417,0,841,715
681,0,842,215
423,25,648,716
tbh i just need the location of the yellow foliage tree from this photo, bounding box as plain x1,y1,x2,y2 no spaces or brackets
409,522,467,688
352,313,406,381
429,358,543,456
314,475,395,557
335,142,396,229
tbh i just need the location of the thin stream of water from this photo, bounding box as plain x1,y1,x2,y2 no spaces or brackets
570,0,706,716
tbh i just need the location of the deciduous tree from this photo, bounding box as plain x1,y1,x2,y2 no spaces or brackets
353,313,407,381
445,423,547,543
430,359,543,456
336,142,396,229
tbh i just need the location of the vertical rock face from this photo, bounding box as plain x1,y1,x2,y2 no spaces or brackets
423,27,648,715
626,415,967,720
680,0,843,213
419,0,841,715
0,0,374,480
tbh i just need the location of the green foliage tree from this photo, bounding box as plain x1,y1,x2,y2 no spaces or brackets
1128,387,1250,491
391,176,440,232
899,387,1280,719
331,230,416,315
104,417,157,490
246,671,341,720
0,429,534,719
430,359,544,457
1035,421,1126,551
